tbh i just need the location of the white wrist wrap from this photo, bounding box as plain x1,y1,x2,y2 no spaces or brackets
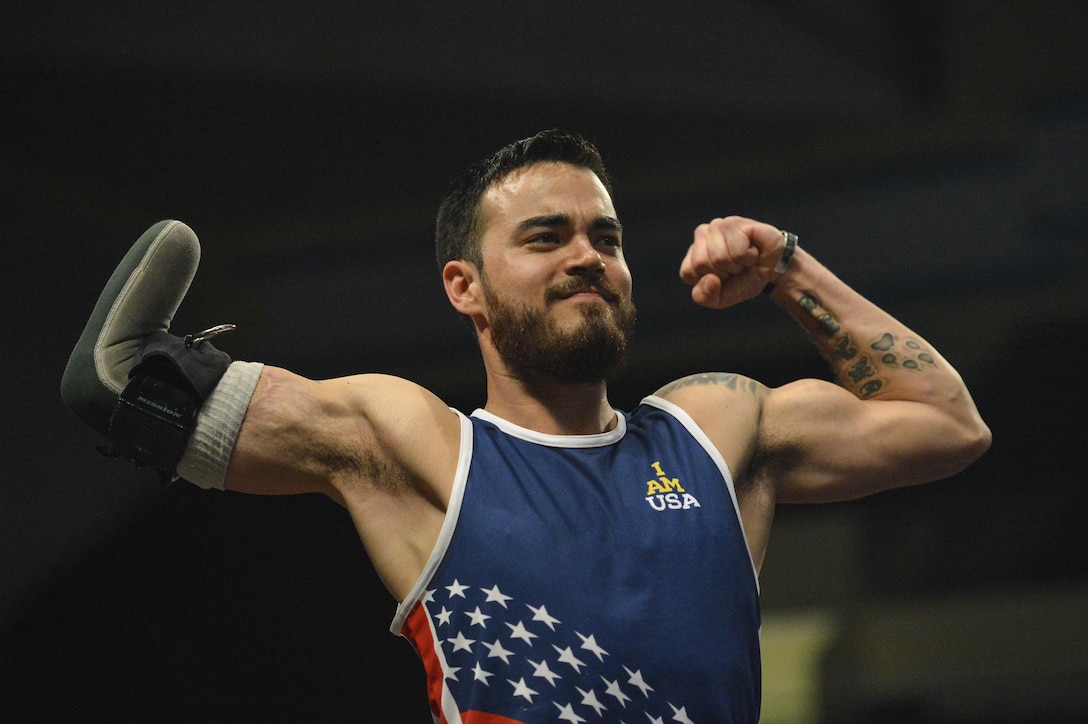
177,360,264,489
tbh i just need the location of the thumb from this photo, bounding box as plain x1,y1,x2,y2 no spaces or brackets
691,268,766,309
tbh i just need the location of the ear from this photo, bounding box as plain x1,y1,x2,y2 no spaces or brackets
443,259,485,317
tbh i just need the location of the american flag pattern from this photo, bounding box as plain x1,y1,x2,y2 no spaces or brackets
393,397,761,723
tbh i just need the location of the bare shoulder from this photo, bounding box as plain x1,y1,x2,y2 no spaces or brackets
653,372,767,481
654,372,776,569
654,371,765,401
654,372,768,428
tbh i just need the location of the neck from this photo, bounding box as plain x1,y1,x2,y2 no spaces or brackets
482,370,615,435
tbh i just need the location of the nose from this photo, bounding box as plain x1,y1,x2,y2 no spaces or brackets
567,235,605,276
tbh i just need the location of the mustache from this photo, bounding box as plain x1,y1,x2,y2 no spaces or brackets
545,275,622,303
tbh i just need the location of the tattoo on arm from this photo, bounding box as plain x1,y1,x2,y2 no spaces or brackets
797,292,939,399
832,334,859,361
799,293,843,337
655,372,761,398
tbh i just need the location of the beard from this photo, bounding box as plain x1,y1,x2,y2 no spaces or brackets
483,276,637,385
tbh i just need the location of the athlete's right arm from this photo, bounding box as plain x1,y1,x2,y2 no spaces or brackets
61,221,462,598
222,366,462,505
60,220,457,504
220,366,461,598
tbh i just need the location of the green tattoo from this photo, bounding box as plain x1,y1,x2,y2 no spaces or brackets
846,356,878,384
871,333,895,352
655,372,760,398
833,334,859,360
817,313,841,336
800,291,843,337
837,334,939,397
796,291,941,399
867,334,937,373
857,379,885,398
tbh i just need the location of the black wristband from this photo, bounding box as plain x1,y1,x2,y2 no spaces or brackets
135,330,232,402
107,368,204,471
104,330,232,471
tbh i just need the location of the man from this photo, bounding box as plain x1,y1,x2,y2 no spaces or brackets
62,130,990,722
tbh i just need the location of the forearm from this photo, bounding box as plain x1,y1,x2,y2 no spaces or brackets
755,246,990,495
678,217,990,498
766,246,987,424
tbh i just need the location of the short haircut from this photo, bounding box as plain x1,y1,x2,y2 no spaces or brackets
435,129,613,269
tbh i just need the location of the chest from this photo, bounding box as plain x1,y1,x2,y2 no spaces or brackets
453,412,756,593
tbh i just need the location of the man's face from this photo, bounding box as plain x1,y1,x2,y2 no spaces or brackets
476,162,636,384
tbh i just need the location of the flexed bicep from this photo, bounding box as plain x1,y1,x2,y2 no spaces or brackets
759,378,986,504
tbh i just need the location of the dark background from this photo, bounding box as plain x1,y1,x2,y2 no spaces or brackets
2,2,1086,721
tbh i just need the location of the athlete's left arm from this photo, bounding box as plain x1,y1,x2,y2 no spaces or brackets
680,216,992,504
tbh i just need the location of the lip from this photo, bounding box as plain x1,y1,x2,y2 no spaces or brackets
556,285,615,303
566,290,607,301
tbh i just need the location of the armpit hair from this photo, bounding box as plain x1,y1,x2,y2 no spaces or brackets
742,426,801,494
308,439,411,495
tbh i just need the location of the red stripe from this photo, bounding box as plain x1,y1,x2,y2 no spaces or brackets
400,604,527,724
461,712,526,724
401,601,448,723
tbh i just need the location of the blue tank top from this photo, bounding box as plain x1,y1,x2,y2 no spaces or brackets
392,396,760,723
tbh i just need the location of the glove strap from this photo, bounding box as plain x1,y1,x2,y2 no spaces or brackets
103,328,233,473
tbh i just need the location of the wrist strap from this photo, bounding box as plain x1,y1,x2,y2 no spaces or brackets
102,329,233,474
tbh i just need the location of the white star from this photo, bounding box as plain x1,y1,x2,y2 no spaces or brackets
576,632,609,661
602,676,631,707
481,584,513,608
446,579,469,599
435,607,453,626
646,715,665,724
624,666,654,697
669,704,695,724
472,662,494,685
577,686,608,716
444,666,461,681
528,658,562,687
508,677,539,703
422,589,436,604
484,638,515,664
553,645,587,673
466,606,491,627
506,620,538,645
447,631,475,653
554,703,586,723
527,603,561,630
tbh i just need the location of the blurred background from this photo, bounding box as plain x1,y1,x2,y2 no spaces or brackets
2,2,1086,721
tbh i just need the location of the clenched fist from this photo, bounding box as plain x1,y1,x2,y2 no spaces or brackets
679,216,789,309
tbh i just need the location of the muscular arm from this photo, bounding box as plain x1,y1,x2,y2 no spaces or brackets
760,247,991,502
61,220,458,600
222,366,461,598
224,368,458,499
679,217,991,505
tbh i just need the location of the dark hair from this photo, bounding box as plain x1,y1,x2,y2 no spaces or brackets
435,129,613,269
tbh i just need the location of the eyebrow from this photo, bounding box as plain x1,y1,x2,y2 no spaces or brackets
513,213,624,236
